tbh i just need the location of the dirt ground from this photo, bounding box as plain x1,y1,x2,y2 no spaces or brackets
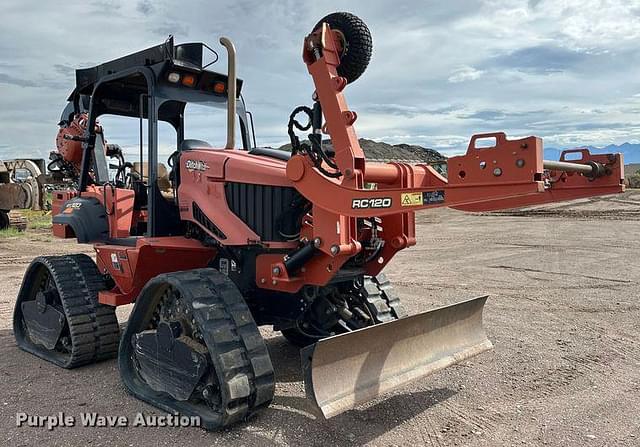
1,192,639,446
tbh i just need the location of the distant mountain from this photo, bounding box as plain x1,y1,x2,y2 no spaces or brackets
544,143,640,163
625,163,640,177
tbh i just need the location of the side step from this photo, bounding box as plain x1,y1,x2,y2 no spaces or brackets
301,295,492,418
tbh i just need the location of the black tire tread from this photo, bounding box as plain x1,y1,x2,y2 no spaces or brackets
314,12,372,84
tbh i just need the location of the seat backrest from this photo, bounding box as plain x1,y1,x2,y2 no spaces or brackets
180,139,213,151
132,162,172,191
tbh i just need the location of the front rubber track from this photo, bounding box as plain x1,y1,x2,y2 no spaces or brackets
13,254,120,368
119,268,275,430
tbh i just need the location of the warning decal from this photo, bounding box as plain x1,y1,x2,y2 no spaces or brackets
400,192,424,207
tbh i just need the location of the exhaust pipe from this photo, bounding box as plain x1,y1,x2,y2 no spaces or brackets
219,37,236,149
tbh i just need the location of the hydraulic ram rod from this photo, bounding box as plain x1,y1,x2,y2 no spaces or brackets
543,159,605,177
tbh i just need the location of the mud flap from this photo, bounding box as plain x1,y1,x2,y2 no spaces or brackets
301,295,492,418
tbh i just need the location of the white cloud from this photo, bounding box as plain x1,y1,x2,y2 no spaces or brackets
447,65,485,83
0,0,638,157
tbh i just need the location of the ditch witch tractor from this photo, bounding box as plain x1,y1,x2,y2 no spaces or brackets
13,13,624,429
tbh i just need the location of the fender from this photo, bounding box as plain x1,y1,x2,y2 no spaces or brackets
52,197,109,243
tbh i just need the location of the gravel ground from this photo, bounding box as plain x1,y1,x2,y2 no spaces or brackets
0,192,639,446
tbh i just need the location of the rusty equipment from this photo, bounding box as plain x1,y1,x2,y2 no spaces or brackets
0,158,48,230
13,12,624,429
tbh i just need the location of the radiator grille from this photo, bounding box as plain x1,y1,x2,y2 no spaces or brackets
193,202,227,240
224,183,304,242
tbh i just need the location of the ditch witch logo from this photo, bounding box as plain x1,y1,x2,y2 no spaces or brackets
185,159,209,172
16,412,200,431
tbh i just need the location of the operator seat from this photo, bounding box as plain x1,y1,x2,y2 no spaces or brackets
132,162,173,195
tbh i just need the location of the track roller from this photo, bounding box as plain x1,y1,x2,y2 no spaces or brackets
13,254,120,368
119,268,275,430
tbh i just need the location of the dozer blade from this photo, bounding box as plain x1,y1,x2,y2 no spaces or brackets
301,295,492,419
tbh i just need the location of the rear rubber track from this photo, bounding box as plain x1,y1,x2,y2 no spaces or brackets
13,254,119,368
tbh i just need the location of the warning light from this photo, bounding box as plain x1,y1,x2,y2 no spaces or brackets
213,82,226,94
182,74,196,87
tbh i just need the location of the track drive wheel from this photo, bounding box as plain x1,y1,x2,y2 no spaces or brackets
314,12,372,84
119,268,275,430
281,273,407,347
13,254,120,368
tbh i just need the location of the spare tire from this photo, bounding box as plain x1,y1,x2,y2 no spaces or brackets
313,12,372,84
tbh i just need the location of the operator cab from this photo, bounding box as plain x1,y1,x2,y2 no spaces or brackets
67,37,258,239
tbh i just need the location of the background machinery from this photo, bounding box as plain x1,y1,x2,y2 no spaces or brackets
12,12,624,429
0,158,48,230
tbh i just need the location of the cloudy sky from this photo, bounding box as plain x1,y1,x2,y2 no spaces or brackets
0,0,639,160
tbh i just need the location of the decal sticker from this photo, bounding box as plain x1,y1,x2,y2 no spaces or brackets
351,197,392,209
110,253,122,272
401,192,424,207
424,190,445,204
63,202,82,214
185,159,209,172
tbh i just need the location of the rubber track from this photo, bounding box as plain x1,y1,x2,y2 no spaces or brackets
183,269,275,426
362,273,408,323
120,268,275,430
67,254,120,361
14,255,119,368
282,274,407,346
